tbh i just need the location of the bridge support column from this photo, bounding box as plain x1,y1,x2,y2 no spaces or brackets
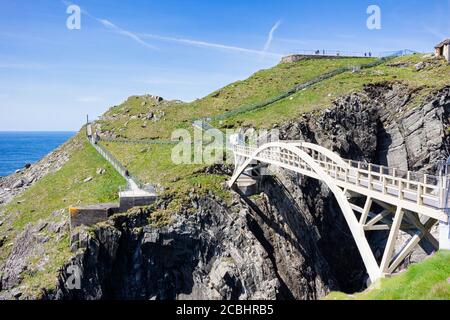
439,219,450,250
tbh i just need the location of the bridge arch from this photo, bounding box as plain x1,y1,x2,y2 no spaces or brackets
229,142,383,282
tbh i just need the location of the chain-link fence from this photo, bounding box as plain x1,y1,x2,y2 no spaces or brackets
87,137,147,191
202,55,399,123
98,137,178,145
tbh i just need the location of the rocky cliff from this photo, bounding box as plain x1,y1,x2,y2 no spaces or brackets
8,81,444,300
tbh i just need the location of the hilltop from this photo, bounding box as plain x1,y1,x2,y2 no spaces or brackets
0,54,450,299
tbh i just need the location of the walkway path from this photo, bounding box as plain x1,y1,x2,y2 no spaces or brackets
86,124,157,198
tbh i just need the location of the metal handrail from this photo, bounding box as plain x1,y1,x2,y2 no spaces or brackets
86,133,147,191
233,143,446,210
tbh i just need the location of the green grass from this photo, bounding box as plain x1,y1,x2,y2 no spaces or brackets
20,233,73,298
98,54,450,222
218,54,450,129
101,141,230,201
96,57,382,206
0,133,126,297
325,251,450,300
3,134,125,231
97,58,375,140
2,54,450,297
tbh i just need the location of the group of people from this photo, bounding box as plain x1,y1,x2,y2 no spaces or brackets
313,50,373,57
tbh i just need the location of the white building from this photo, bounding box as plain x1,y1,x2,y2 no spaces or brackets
435,39,450,62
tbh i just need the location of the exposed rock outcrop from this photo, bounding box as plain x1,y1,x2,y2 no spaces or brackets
45,192,344,300
0,210,68,299
1,81,449,300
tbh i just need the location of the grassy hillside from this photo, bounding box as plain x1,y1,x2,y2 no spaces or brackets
92,53,450,237
97,57,375,140
1,54,450,298
219,54,450,128
325,251,450,300
0,133,125,297
96,54,450,193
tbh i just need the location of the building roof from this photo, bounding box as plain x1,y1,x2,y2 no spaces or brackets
435,39,450,48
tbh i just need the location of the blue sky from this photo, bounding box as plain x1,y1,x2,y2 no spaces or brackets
0,0,449,131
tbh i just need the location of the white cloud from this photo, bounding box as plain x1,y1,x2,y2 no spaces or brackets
97,19,158,50
140,33,282,59
62,1,157,50
262,20,282,56
62,1,282,59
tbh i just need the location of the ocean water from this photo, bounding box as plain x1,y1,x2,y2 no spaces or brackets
0,132,76,177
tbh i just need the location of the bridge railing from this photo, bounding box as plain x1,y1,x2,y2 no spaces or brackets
282,49,417,58
347,160,440,186
233,143,447,210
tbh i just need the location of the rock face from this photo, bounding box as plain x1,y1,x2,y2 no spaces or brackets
1,81,449,300
45,82,450,300
45,193,342,300
277,82,449,270
0,210,68,299
279,82,449,173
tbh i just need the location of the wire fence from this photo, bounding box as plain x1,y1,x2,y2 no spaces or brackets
282,49,420,59
87,134,147,191
98,136,178,145
201,54,399,123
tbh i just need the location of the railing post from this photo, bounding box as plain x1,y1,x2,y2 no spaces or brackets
440,174,446,209
424,174,428,196
417,184,423,205
368,164,373,190
407,171,411,190
399,181,404,200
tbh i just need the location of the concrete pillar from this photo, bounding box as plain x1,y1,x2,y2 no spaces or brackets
444,45,450,63
440,219,450,250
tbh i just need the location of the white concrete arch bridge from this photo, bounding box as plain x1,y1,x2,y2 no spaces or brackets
228,139,450,283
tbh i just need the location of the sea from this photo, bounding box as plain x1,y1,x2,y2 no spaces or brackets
0,132,76,177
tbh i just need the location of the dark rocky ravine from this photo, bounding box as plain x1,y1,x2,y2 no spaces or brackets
2,81,450,300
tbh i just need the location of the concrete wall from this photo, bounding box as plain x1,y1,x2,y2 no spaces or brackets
119,195,157,212
444,45,450,62
69,195,156,228
70,203,120,229
435,45,450,62
281,54,366,64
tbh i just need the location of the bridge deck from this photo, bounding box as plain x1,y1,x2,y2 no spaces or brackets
233,142,448,222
